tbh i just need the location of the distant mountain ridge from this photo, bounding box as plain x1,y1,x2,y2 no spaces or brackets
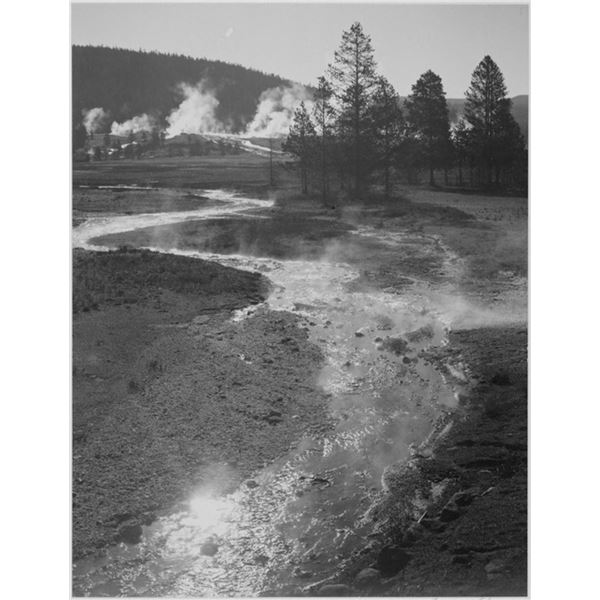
445,95,529,138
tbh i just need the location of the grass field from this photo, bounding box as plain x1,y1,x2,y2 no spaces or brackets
73,154,294,190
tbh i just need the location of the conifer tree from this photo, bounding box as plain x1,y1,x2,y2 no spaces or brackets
328,22,379,197
312,76,336,203
283,102,316,194
371,76,405,198
405,70,451,186
464,55,518,185
450,117,471,186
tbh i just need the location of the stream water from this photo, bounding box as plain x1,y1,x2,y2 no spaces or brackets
72,189,471,597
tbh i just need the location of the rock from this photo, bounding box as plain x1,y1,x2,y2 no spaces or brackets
381,336,409,355
415,447,433,459
405,324,435,343
485,558,508,575
450,490,475,507
440,506,461,522
376,546,412,576
293,567,312,579
355,330,365,338
245,479,259,489
317,584,353,596
118,523,143,544
264,410,283,424
354,567,381,588
200,540,219,556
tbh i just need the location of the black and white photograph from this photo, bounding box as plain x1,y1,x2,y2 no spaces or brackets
70,1,529,596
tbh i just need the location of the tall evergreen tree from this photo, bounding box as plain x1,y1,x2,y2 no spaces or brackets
312,76,336,203
464,55,515,185
283,102,316,194
405,70,450,186
328,22,379,197
371,76,405,198
450,117,471,186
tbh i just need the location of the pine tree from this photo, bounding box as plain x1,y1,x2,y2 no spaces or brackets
405,70,450,186
493,108,527,187
464,55,516,185
283,102,316,194
450,117,471,186
328,22,379,197
371,76,404,199
312,76,336,203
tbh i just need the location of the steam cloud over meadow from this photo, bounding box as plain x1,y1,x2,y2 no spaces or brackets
165,82,225,137
245,83,313,137
111,113,156,136
82,80,313,140
82,107,109,134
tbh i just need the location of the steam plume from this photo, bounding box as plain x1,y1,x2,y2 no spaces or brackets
165,82,225,138
82,107,108,134
110,114,155,136
245,84,313,137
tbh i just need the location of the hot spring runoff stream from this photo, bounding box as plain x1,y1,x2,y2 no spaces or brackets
73,189,475,597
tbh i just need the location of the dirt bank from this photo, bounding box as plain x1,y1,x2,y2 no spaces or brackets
313,325,527,597
73,249,331,559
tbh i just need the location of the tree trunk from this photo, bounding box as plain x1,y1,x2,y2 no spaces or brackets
384,164,390,200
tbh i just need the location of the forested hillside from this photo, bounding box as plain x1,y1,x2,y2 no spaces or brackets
72,45,291,132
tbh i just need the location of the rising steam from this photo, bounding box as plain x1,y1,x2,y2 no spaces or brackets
89,81,314,141
245,84,313,137
82,107,108,134
165,82,226,138
111,113,155,136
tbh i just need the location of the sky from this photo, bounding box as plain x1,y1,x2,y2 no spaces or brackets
71,2,529,98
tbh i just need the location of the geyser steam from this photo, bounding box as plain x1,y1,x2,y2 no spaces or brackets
82,107,108,134
245,84,313,137
165,82,225,138
111,114,155,136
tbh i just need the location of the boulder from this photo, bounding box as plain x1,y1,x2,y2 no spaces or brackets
354,567,381,588
200,540,219,556
485,558,508,575
118,523,143,544
376,546,412,576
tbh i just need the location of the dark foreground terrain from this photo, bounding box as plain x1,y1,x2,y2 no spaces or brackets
319,326,527,597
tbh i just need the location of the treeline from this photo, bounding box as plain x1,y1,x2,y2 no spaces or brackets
284,23,527,197
72,45,290,132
